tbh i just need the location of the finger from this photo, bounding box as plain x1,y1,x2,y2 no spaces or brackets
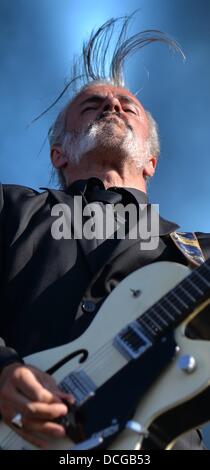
24,401,69,421
34,370,61,393
14,427,49,449
13,368,61,403
23,419,66,438
1,390,68,425
5,405,67,444
55,390,76,404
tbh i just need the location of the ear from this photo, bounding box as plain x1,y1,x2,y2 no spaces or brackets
50,145,68,169
143,156,157,179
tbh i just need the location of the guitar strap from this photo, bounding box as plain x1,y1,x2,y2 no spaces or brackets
170,231,206,267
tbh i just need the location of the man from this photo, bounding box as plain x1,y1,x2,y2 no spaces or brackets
0,16,209,450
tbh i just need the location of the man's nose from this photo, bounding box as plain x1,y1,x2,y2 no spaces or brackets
102,96,122,113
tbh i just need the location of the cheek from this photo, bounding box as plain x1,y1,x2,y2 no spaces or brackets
81,114,95,128
133,119,149,141
67,114,95,133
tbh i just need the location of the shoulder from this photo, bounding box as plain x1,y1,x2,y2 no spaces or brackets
1,183,39,201
0,184,56,231
0,183,51,212
195,232,210,260
0,185,61,243
195,232,210,239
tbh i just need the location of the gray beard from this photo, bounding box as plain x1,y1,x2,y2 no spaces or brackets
62,120,149,169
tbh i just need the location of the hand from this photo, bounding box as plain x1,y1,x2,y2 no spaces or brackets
0,363,75,448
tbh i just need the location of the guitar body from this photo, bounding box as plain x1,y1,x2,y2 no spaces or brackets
1,261,210,450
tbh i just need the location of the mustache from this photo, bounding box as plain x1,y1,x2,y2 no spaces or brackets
86,112,133,132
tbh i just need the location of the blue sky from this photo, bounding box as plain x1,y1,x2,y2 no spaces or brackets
1,0,210,232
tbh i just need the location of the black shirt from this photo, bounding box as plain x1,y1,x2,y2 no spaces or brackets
0,181,209,450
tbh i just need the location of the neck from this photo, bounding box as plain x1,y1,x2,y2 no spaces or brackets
64,158,147,192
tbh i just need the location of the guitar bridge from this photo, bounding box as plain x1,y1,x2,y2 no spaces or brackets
114,321,152,360
59,370,96,405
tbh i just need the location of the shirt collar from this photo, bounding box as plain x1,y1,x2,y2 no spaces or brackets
68,178,147,203
66,178,179,235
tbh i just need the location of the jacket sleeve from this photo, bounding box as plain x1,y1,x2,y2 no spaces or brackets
0,183,24,371
196,232,210,260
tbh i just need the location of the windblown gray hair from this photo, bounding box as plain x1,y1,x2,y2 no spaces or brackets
46,13,184,186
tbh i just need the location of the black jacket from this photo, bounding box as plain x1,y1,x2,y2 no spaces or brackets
0,183,210,450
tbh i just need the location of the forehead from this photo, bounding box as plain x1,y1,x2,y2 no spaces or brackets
68,83,145,113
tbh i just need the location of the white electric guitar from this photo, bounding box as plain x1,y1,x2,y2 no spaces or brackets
1,259,210,450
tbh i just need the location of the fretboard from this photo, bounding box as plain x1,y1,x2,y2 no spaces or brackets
137,258,210,339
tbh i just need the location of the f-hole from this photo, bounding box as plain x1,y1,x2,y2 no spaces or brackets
46,349,88,375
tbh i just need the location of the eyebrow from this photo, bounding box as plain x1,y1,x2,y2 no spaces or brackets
79,94,140,109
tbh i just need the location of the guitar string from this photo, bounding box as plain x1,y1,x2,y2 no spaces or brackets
77,269,210,380
78,273,210,379
1,303,196,449
3,272,209,448
1,340,115,448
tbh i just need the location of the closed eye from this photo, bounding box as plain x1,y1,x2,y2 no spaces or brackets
123,108,137,115
81,107,97,114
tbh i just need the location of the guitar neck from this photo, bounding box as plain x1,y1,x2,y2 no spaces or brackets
136,258,210,340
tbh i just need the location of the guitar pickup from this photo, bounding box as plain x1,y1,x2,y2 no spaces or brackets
114,321,152,360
